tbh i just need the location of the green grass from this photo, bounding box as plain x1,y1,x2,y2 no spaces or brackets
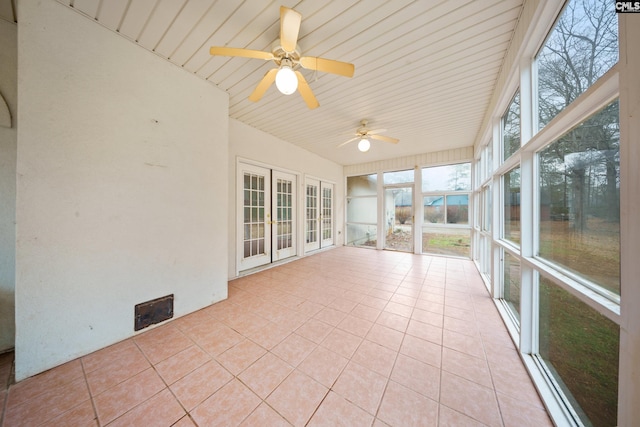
539,279,619,427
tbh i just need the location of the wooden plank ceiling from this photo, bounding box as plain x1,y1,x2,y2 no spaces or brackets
2,0,524,166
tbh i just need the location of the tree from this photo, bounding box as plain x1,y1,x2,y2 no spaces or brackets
537,0,619,230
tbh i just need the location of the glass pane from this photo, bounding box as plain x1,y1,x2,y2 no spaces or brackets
504,167,521,245
446,195,469,224
538,100,619,294
423,196,444,224
422,163,471,191
539,277,619,427
346,224,377,247
422,226,470,257
502,250,520,322
482,186,491,232
383,169,414,185
384,187,412,252
347,174,377,197
346,197,377,223
537,0,618,129
503,91,520,161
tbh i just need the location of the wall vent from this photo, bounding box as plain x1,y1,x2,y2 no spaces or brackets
134,294,174,331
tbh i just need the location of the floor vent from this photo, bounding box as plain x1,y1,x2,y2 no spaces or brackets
134,294,174,331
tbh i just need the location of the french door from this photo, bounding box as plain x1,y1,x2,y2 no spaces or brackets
305,178,334,253
239,163,296,271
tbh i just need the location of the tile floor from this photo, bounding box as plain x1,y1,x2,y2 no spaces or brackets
0,247,553,426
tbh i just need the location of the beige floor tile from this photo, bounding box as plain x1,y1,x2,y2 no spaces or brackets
332,362,387,415
94,368,165,425
295,318,334,344
497,392,554,427
154,345,211,385
336,314,374,337
366,323,404,351
406,319,443,345
5,376,91,427
239,402,291,426
320,328,363,359
266,370,328,426
238,353,293,399
377,381,439,427
440,371,502,427
438,404,486,427
133,324,194,364
391,353,440,401
169,360,233,411
400,334,442,368
191,379,261,426
351,340,397,377
298,346,349,388
308,391,375,426
271,333,317,367
441,347,492,388
107,389,185,427
216,339,267,375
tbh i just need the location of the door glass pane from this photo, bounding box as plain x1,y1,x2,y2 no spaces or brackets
539,277,619,427
322,186,332,240
243,173,265,258
384,187,412,252
504,167,521,245
538,100,620,294
276,178,293,251
306,184,318,244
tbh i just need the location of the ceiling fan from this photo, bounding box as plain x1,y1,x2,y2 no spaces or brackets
209,6,355,109
339,120,400,152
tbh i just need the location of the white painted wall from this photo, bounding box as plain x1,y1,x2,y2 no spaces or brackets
0,19,17,353
228,119,344,277
15,1,229,380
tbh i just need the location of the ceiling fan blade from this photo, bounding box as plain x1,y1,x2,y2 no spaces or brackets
280,6,302,53
248,68,278,102
370,134,399,144
337,137,359,148
295,71,319,109
210,46,274,60
366,128,387,135
299,56,355,77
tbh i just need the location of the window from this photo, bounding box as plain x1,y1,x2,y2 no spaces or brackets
539,277,619,427
537,0,618,129
422,163,471,257
503,166,520,245
422,163,471,191
538,100,620,295
502,91,520,161
502,250,520,322
346,174,378,247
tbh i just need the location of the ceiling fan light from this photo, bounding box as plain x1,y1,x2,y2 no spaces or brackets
275,65,298,95
357,138,371,152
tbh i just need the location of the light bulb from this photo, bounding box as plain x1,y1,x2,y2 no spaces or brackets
275,65,298,95
357,138,371,152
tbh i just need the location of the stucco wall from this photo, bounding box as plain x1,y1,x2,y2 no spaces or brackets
0,19,17,353
15,1,229,380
